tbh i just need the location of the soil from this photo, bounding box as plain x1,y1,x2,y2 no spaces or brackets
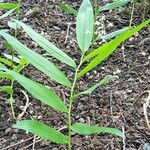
0,0,150,150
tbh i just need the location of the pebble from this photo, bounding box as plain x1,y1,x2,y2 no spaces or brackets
79,118,85,123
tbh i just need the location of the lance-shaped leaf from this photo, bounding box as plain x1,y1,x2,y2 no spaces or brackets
0,72,13,80
3,53,20,63
2,69,68,113
73,75,118,99
0,62,7,69
0,31,71,87
71,123,124,137
0,8,16,20
78,19,150,77
59,3,77,15
11,20,76,68
0,86,13,94
0,56,15,67
76,0,94,52
99,27,130,40
99,0,131,12
14,120,68,144
0,3,19,9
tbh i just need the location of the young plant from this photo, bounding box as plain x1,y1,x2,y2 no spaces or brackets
0,0,150,149
0,0,25,119
0,2,20,20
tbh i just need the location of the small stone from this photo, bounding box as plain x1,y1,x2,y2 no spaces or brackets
141,52,146,56
79,118,85,123
5,128,11,134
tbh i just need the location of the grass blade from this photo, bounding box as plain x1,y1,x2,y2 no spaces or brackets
99,0,131,12
71,123,124,137
79,75,118,95
59,3,77,15
76,0,94,52
0,30,71,87
0,86,13,94
14,120,68,144
99,27,130,40
12,20,76,68
0,8,16,20
0,3,19,10
3,69,68,113
78,19,150,77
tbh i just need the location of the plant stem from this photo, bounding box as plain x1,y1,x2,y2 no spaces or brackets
68,53,85,150
9,0,21,119
129,0,135,27
142,0,147,21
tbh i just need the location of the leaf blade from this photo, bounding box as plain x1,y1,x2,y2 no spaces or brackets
76,0,94,52
4,69,68,113
13,120,68,144
99,0,131,12
0,31,71,87
78,19,150,77
71,123,124,137
12,20,76,68
59,3,77,15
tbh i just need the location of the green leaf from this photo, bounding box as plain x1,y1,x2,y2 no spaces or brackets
78,19,150,77
0,72,14,80
3,53,20,63
13,57,28,72
0,86,13,94
99,0,131,12
0,62,7,68
76,0,94,52
74,75,118,98
2,69,68,113
0,57,15,67
0,8,16,20
71,123,124,137
99,27,130,40
13,120,68,144
0,31,71,87
12,20,76,68
0,3,19,10
59,3,77,15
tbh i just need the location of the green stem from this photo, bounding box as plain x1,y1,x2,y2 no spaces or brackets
129,1,135,27
9,0,21,119
142,0,147,21
68,53,85,150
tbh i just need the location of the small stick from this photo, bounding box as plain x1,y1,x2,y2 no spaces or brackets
32,135,36,150
20,138,42,150
65,23,71,43
1,137,34,150
143,91,150,131
17,90,30,120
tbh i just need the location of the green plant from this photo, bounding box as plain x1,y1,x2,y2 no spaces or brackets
0,0,150,149
0,1,25,119
59,0,132,42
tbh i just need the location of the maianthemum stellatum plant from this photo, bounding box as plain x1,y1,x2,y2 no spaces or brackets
0,0,150,149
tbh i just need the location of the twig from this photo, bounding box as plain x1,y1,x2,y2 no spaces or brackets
32,135,36,150
110,90,113,116
17,90,30,120
0,96,8,101
65,23,71,44
143,91,150,131
20,138,42,150
1,137,34,150
138,37,150,46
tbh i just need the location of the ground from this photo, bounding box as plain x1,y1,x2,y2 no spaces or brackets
0,0,150,150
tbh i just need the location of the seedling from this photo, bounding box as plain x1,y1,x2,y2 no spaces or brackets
0,0,150,149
